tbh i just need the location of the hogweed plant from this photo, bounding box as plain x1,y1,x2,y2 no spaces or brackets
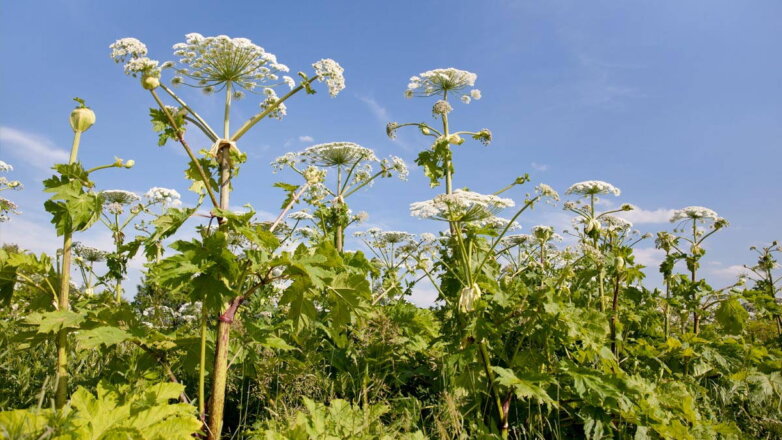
667,206,729,334
353,228,437,304
272,141,408,252
564,180,633,311
2,38,782,440
111,33,347,438
97,187,181,302
743,242,782,335
388,68,491,194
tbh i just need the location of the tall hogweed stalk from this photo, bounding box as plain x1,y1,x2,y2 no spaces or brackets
110,33,347,438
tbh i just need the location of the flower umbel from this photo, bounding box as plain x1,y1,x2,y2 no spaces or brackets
406,68,481,103
410,189,515,223
172,33,290,92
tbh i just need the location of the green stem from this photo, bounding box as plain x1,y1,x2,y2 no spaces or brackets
54,129,83,409
478,341,506,437
149,90,219,209
231,75,316,142
159,83,219,141
223,83,232,139
198,304,207,420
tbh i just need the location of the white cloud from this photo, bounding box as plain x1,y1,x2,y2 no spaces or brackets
0,126,69,172
708,264,749,282
531,162,549,172
408,283,440,307
298,135,314,143
617,208,675,224
633,247,665,268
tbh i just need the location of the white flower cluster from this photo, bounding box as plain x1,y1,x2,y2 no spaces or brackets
565,180,621,197
289,210,315,221
102,190,141,205
110,38,159,77
381,156,409,181
405,68,481,103
312,58,345,97
535,183,560,201
600,215,633,231
259,87,287,119
470,216,521,231
303,142,378,167
102,190,140,215
73,242,108,263
0,198,20,222
172,33,289,92
355,227,414,246
145,187,182,207
0,160,22,193
501,234,533,247
410,189,514,223
670,206,720,223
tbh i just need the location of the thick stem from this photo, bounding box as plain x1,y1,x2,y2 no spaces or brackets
54,130,82,409
223,84,232,139
207,141,234,439
198,305,208,420
207,296,244,440
218,145,231,217
610,275,621,356
691,219,700,335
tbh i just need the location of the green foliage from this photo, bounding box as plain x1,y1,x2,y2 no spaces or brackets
252,398,426,440
149,107,186,147
0,382,202,439
43,163,102,235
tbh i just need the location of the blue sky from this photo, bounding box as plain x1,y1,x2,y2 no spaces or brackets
1,1,781,304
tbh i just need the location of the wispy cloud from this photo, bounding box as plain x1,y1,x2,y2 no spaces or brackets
531,162,549,172
358,95,391,122
298,135,314,143
356,95,413,152
0,126,69,172
618,207,675,224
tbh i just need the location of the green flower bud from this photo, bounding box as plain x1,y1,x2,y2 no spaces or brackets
124,159,135,168
70,98,95,133
141,73,160,90
420,126,431,135
447,134,464,145
616,256,625,271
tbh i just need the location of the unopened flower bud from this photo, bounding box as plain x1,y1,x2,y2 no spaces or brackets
447,134,464,145
585,218,601,234
458,283,482,313
616,257,625,270
141,73,160,90
70,98,95,133
124,159,135,168
420,126,431,135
